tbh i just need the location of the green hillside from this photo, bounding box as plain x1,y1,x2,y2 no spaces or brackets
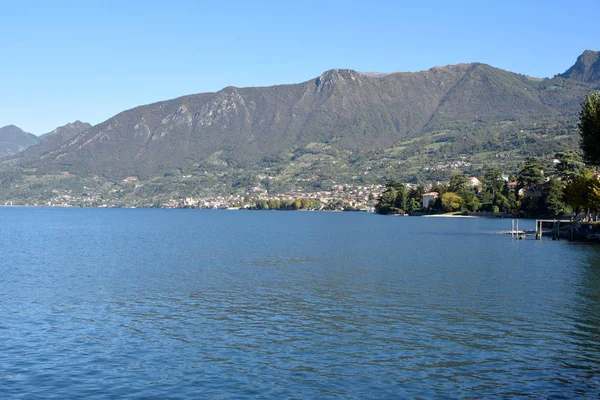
0,51,598,206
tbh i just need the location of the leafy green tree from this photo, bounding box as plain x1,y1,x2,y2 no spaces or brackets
462,191,480,211
482,167,503,197
268,199,281,210
406,186,423,213
564,168,600,216
522,196,543,217
479,167,504,211
542,177,566,217
554,151,584,181
376,187,397,214
431,182,448,196
579,91,600,166
406,197,421,213
283,199,296,210
256,200,269,210
506,191,519,212
393,184,407,210
494,193,510,213
478,190,494,211
448,174,471,194
517,158,545,192
441,192,463,212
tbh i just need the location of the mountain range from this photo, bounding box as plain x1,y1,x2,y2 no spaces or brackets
0,50,598,205
0,125,39,158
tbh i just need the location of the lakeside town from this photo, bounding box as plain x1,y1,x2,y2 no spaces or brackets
7,183,387,210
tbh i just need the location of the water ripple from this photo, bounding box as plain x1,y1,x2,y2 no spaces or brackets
1,209,599,398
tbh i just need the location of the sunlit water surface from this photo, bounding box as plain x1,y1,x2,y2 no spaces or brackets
1,208,599,398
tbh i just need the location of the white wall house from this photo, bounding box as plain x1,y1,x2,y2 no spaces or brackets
422,192,439,209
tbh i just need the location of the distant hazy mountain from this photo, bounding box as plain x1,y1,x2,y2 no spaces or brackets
0,125,39,158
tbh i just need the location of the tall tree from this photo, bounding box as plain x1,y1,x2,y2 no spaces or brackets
482,167,503,197
376,185,397,214
448,174,471,194
564,168,600,217
393,184,407,211
542,177,566,217
517,158,545,191
579,91,600,166
554,151,584,181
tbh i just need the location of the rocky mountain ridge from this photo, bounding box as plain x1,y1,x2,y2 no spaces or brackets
0,51,598,205
16,52,599,180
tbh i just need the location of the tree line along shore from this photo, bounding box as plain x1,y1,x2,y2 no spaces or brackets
376,91,600,220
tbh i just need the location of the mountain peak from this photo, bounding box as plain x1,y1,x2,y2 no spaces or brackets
315,69,364,92
43,121,92,138
1,124,23,132
0,125,39,158
559,50,600,83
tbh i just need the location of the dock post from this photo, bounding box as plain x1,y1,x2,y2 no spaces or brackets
570,226,574,241
511,219,514,239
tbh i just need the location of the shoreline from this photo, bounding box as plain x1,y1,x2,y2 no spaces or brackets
422,214,479,218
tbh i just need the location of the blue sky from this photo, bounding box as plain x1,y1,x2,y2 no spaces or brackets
1,0,598,134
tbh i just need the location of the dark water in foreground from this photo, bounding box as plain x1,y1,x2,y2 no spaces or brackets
1,208,599,398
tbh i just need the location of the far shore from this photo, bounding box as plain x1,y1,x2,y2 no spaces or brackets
422,214,479,218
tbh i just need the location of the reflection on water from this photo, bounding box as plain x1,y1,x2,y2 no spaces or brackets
0,208,599,398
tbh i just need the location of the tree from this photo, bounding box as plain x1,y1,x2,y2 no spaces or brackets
406,186,423,213
448,174,471,194
480,167,503,211
441,192,463,212
517,158,545,192
256,200,269,210
478,190,494,211
406,197,421,213
462,191,480,211
506,191,519,212
376,187,397,214
494,193,510,213
564,168,600,217
482,167,503,197
542,177,566,217
268,199,281,209
393,184,407,210
554,151,584,181
579,91,600,166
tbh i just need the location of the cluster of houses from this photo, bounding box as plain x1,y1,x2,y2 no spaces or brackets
159,184,385,210
423,159,472,171
419,175,529,209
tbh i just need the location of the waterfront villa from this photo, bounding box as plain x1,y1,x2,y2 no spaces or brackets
422,192,439,209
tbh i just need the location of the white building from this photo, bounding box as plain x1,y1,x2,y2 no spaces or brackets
422,192,439,209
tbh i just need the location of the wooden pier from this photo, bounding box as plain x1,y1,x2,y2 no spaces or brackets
507,219,574,240
534,219,574,240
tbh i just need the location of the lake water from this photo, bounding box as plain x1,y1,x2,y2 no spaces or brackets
1,208,599,398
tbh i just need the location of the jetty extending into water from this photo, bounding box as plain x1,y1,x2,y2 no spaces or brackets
533,219,574,240
504,219,600,241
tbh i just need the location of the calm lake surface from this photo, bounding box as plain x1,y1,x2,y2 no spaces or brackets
1,208,599,398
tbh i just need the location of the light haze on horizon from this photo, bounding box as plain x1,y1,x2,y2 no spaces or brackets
1,0,598,135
